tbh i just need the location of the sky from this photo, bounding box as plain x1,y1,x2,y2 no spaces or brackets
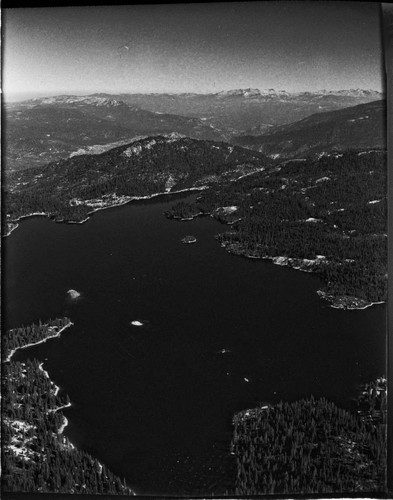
3,2,385,100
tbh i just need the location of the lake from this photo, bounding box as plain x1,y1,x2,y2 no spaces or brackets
4,193,386,495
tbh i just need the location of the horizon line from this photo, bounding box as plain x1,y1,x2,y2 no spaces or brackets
3,87,386,103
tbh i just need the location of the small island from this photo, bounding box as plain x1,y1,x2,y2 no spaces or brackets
67,289,81,299
181,235,197,244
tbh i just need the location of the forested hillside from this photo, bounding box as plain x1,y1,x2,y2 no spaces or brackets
166,150,387,308
4,136,269,227
232,384,386,495
1,320,134,495
3,317,72,361
233,100,385,158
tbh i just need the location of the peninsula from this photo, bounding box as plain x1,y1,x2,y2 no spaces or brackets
2,318,135,495
231,382,387,495
165,150,387,309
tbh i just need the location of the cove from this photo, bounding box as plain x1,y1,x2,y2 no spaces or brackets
4,193,386,495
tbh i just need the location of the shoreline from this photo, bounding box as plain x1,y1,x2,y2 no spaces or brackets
5,186,207,236
317,290,386,310
89,185,207,212
5,326,75,438
5,166,271,236
4,322,74,363
331,300,385,310
38,360,72,418
5,211,49,236
5,222,19,237
218,240,385,311
58,415,70,435
344,300,385,310
4,319,135,494
170,211,204,221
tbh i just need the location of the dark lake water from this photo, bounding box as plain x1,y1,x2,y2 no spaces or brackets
4,193,386,495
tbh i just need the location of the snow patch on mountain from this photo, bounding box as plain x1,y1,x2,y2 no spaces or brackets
215,88,383,100
32,95,125,107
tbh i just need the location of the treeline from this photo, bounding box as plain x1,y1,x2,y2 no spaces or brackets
169,151,387,305
5,189,91,223
231,393,386,495
3,317,72,361
165,201,204,219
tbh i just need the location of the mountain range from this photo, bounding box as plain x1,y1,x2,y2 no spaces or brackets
4,89,383,172
4,96,226,171
96,88,383,131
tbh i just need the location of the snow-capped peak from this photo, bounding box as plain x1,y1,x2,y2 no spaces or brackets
216,88,261,97
31,95,125,107
315,88,383,98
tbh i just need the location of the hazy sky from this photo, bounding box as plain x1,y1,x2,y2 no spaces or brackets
4,2,385,99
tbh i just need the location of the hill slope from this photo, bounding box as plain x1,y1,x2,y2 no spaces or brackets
165,150,387,309
232,100,386,157
5,135,270,227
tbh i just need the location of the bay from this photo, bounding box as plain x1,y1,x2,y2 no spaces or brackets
4,193,386,495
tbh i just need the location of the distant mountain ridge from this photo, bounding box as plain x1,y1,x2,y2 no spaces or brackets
5,89,384,173
100,88,384,132
232,100,386,158
20,95,126,107
214,88,382,99
4,96,228,171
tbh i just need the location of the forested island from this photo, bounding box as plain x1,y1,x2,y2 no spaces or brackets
231,381,387,495
166,150,387,309
1,319,134,495
181,235,197,244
